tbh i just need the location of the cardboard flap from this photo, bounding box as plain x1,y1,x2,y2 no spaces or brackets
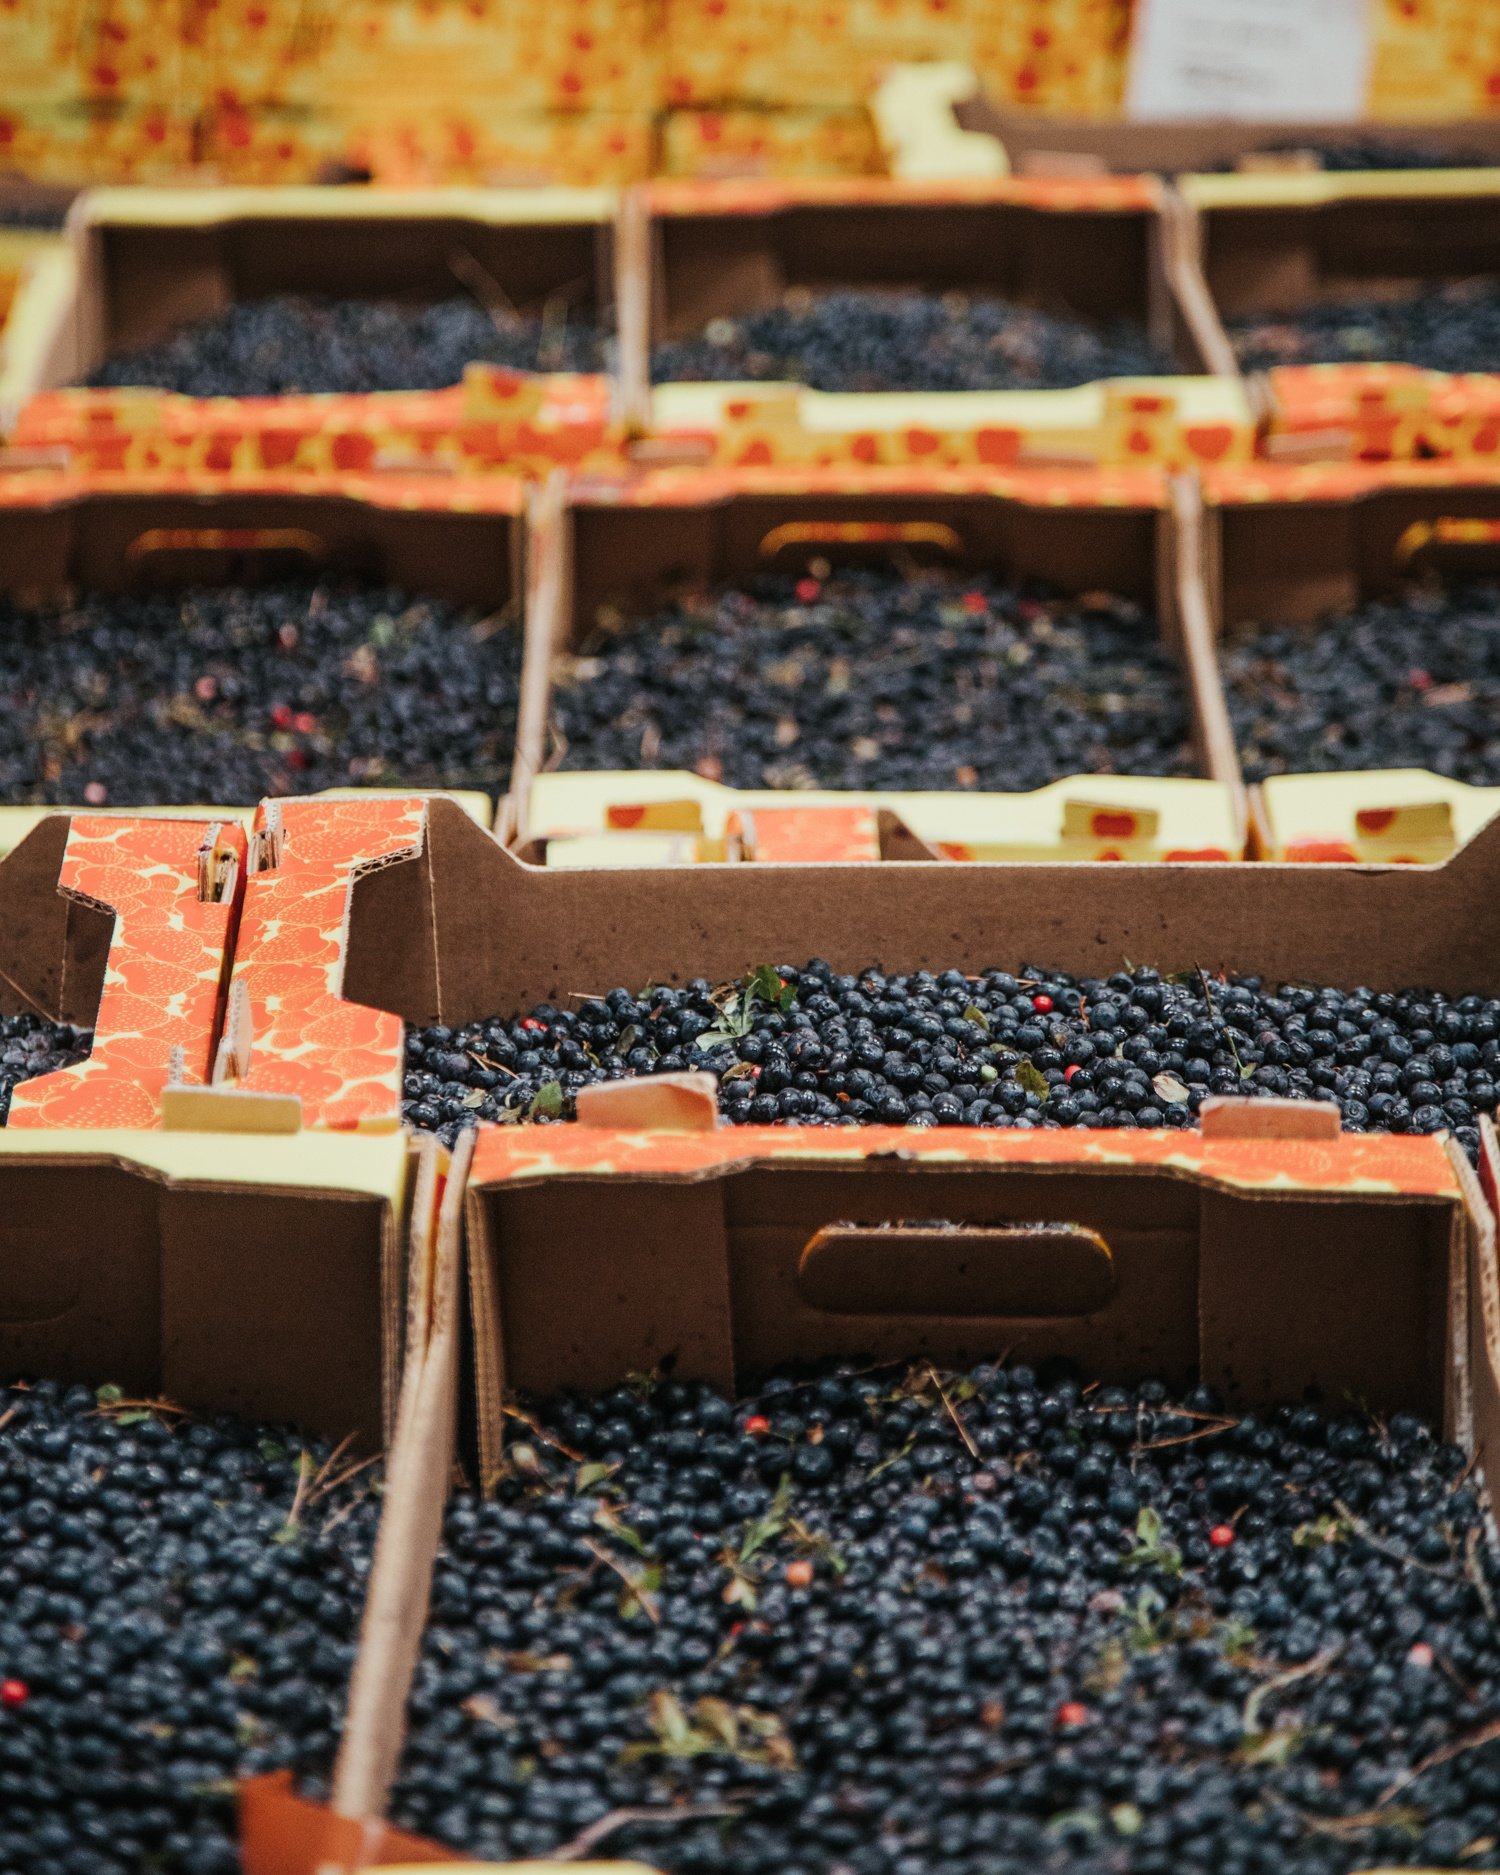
1355,800,1456,850
0,813,108,1023
1199,1096,1341,1139
876,808,942,863
575,1072,720,1131
799,1221,1114,1317
1060,798,1162,843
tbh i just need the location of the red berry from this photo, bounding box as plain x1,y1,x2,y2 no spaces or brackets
744,1414,770,1437
1407,668,1433,691
292,710,318,735
1407,1641,1435,1670
785,1559,814,1588
520,1017,546,1031
194,674,217,702
795,578,821,602
1032,993,1054,1013
1063,1064,1079,1082
961,591,987,614
1055,1700,1089,1728
1209,1524,1235,1548
1,1680,28,1709
270,702,294,730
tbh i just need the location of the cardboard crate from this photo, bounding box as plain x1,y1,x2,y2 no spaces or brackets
508,466,1244,845
952,101,1500,180
3,184,619,410
1177,168,1500,390
1200,461,1500,861
621,174,1229,437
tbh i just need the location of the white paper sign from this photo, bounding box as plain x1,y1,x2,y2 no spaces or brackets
1126,0,1373,123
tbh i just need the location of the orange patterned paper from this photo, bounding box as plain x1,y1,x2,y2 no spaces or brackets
227,796,428,1132
568,460,1169,509
11,375,622,483
7,815,246,1131
643,173,1161,216
471,1116,1463,1200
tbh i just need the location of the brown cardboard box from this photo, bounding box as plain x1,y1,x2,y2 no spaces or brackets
626,176,1212,407
17,184,619,400
509,467,1244,841
954,103,1500,179
0,475,521,614
1176,169,1500,384
1200,467,1500,859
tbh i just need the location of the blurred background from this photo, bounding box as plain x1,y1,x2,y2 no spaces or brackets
2,0,1499,193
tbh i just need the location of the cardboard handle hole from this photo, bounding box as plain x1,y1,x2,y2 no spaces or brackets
124,528,329,587
1395,517,1500,577
757,520,966,568
798,1221,1114,1319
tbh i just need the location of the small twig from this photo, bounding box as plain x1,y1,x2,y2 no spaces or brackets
1133,1417,1242,1452
1243,1646,1341,1738
448,244,519,323
1379,1715,1500,1805
929,1365,979,1460
550,1803,741,1861
304,1433,356,1503
283,1450,315,1533
469,1049,518,1079
582,1538,661,1624
308,1451,382,1508
1334,1499,1468,1581
0,1405,16,1434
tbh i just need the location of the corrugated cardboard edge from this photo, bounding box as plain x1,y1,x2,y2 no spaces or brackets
509,470,569,840
1159,185,1239,381
1168,471,1248,844
330,1126,474,1829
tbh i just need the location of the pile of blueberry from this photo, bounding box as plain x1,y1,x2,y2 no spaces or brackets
0,580,521,807
402,957,1495,1161
1224,582,1500,783
390,1360,1500,1874
0,1376,382,1875
553,569,1193,793
1228,279,1500,374
650,290,1175,393
87,295,608,397
0,1015,92,1120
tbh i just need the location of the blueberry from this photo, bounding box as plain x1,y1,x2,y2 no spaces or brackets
90,295,607,396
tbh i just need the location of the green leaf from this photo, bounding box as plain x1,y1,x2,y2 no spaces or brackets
963,1004,990,1033
617,1024,639,1054
115,1410,153,1426
747,964,796,1012
695,1027,739,1051
574,1461,618,1494
95,1383,123,1405
739,1474,793,1565
1125,1504,1183,1577
1238,1726,1307,1767
1014,1060,1051,1103
527,1080,564,1120
1152,1071,1191,1106
258,1439,286,1463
